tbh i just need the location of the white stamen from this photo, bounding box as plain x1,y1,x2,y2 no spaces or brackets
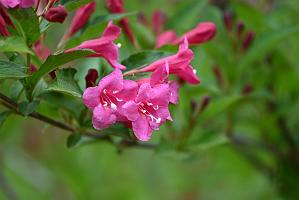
153,105,159,110
170,92,173,97
116,97,123,102
156,117,161,123
110,103,117,111
193,69,197,74
117,43,122,48
103,101,108,107
147,102,153,106
141,109,146,113
103,89,107,94
113,90,119,94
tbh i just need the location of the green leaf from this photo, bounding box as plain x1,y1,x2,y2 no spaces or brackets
0,111,10,128
200,95,243,121
18,100,39,116
46,69,82,98
88,12,137,26
240,25,299,70
67,133,82,148
0,36,33,54
26,50,95,94
65,0,93,12
121,51,171,71
9,8,40,46
0,60,28,80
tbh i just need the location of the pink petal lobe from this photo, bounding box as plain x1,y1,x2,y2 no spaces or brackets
177,65,200,84
20,0,35,8
83,86,100,110
132,116,152,141
120,100,139,121
117,80,138,101
98,69,123,92
150,84,170,107
155,30,177,48
169,81,179,104
92,104,117,130
136,83,151,103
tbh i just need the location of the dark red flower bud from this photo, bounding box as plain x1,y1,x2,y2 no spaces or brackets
137,12,148,26
0,14,9,37
223,11,234,32
199,95,211,112
43,5,68,23
29,64,37,74
0,7,14,27
242,31,255,51
152,10,167,35
237,21,245,36
49,70,56,79
242,84,253,95
85,69,98,88
213,65,224,88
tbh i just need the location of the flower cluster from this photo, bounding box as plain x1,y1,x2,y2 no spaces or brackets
81,19,213,141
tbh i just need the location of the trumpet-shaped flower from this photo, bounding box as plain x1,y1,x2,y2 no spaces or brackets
0,0,35,8
66,21,126,70
83,69,138,130
141,38,200,84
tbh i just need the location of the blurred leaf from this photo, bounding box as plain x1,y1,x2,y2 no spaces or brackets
65,0,93,12
240,25,299,70
167,0,207,31
122,51,171,71
88,12,137,26
18,100,39,116
0,111,10,128
39,19,51,33
46,69,82,98
201,95,243,121
67,133,82,148
9,8,40,46
130,22,155,48
0,60,28,79
26,50,94,95
189,131,228,151
9,81,23,101
0,36,33,54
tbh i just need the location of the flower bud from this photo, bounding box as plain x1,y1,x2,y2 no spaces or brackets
49,70,56,79
152,10,167,35
29,64,37,74
237,21,245,36
213,65,224,88
242,31,255,51
43,5,68,23
66,2,96,37
223,10,234,32
85,69,98,88
0,7,14,27
0,14,9,37
137,12,148,26
199,95,211,112
242,84,253,95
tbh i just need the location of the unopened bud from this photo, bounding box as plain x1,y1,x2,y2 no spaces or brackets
242,31,255,51
137,12,148,26
49,70,56,79
223,11,234,32
199,96,211,112
29,64,37,74
85,69,98,88
213,65,224,88
43,5,68,23
237,21,245,36
242,84,253,95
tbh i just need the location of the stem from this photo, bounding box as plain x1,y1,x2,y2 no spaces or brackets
26,54,31,73
0,92,156,149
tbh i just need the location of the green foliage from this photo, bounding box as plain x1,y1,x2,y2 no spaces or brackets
0,37,33,54
46,69,82,98
67,133,82,148
18,101,39,116
0,60,28,79
0,111,10,127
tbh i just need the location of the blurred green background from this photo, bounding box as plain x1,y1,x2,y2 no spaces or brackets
1,0,299,199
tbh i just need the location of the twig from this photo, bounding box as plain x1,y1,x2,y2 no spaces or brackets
0,92,156,149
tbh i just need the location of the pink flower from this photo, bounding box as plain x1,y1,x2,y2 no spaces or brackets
0,13,9,37
0,0,35,8
106,0,135,45
155,30,177,48
156,22,216,48
66,1,96,38
83,69,138,130
120,82,172,141
141,38,200,84
66,21,126,70
43,5,68,23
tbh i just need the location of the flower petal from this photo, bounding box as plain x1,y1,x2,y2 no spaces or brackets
83,86,100,110
132,116,152,141
92,104,117,130
176,65,200,84
117,80,138,101
120,100,139,121
169,81,179,104
98,69,123,92
150,84,170,106
136,83,151,103
150,61,169,86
